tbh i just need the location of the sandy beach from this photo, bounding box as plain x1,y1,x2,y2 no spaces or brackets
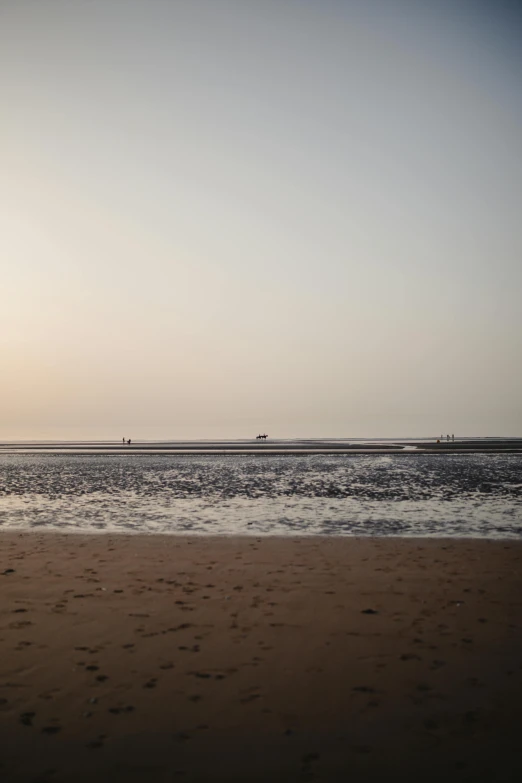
1,533,521,782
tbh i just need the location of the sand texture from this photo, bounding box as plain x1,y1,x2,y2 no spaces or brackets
1,533,521,782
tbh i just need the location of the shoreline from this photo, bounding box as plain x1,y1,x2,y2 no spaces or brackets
1,528,521,541
1,533,521,781
3,449,522,455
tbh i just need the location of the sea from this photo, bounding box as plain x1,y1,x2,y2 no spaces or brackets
0,440,521,538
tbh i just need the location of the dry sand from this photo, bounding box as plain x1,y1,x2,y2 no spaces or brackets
1,533,521,782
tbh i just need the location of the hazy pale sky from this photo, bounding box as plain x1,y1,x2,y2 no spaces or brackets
1,0,521,439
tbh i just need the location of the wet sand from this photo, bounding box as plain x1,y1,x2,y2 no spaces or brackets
1,438,522,454
1,533,521,782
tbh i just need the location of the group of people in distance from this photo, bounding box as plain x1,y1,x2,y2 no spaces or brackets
256,434,268,440
122,437,131,445
436,434,454,443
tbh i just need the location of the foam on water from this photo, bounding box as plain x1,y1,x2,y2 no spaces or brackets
0,453,521,538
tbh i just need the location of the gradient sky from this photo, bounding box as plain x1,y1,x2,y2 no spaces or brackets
1,0,521,439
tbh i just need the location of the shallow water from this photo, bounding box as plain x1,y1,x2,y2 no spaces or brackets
0,453,521,538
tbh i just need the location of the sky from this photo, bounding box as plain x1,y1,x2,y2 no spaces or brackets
1,0,521,439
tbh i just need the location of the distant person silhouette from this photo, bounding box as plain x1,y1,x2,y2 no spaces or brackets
122,437,125,444
128,439,131,445
447,434,450,442
452,433,454,442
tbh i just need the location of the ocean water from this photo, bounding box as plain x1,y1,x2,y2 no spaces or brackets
0,453,521,538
